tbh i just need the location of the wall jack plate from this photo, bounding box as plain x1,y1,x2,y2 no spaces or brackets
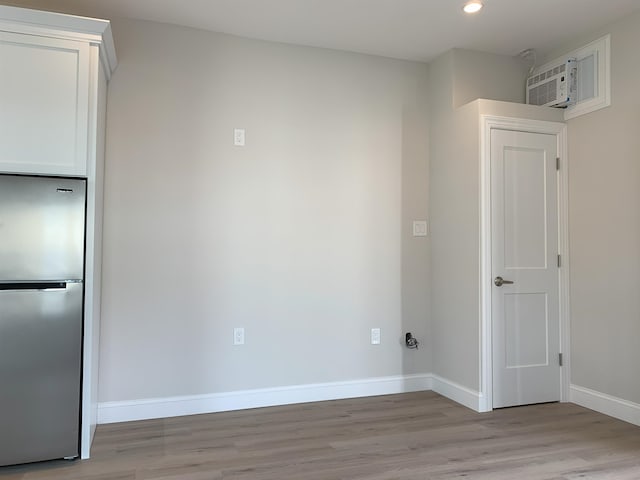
371,328,381,345
234,327,245,345
234,128,246,146
413,220,428,237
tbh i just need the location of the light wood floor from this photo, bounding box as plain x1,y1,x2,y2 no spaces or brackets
2,391,640,479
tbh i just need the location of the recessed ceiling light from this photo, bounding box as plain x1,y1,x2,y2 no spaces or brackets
463,1,483,14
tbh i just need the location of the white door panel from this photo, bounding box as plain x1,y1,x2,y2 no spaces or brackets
492,129,560,408
503,148,548,269
504,292,549,368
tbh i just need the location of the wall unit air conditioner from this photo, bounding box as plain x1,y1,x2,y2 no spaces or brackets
526,58,577,108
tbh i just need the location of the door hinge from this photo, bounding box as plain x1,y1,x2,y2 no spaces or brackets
556,157,560,170
559,353,563,366
557,254,561,268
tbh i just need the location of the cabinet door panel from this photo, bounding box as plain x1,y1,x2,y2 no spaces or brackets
0,32,89,176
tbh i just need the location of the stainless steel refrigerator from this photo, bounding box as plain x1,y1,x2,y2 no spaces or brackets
0,174,86,466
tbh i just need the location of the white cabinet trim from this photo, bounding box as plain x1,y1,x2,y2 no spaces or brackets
0,5,117,78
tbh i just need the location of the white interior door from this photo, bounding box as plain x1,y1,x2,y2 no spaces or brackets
491,129,561,408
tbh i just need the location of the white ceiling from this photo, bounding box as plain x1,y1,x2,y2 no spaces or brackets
7,0,640,62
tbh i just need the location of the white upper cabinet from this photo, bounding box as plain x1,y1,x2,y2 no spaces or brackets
0,32,90,175
0,5,117,176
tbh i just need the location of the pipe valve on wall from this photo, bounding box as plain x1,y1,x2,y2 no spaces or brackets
405,332,419,349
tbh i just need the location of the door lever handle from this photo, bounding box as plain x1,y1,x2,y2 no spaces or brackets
494,276,514,287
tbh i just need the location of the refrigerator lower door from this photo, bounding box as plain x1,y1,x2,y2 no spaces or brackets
0,282,82,466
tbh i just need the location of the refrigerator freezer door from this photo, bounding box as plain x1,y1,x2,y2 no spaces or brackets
0,282,82,466
0,175,86,281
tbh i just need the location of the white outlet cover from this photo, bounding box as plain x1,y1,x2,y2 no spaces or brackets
371,328,381,345
234,128,245,146
233,327,245,345
413,220,428,237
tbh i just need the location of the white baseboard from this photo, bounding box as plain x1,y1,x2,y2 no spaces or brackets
570,384,640,427
431,374,482,411
98,374,433,424
98,378,640,426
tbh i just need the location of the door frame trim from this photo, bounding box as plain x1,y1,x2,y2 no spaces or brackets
479,115,570,412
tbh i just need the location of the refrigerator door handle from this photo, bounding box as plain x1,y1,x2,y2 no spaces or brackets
0,282,67,291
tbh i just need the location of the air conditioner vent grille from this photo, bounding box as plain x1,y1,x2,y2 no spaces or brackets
529,78,557,106
528,63,568,87
526,58,577,108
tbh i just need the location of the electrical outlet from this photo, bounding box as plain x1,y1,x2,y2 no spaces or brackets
234,128,245,146
371,328,381,345
233,327,245,345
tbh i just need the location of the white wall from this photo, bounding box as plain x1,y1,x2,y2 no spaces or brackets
428,51,479,390
428,50,529,392
11,0,640,417
98,18,430,402
542,11,640,404
452,49,527,108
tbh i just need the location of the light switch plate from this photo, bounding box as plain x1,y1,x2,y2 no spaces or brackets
413,220,428,237
234,128,245,146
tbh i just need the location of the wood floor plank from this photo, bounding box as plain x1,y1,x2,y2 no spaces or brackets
2,391,640,479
